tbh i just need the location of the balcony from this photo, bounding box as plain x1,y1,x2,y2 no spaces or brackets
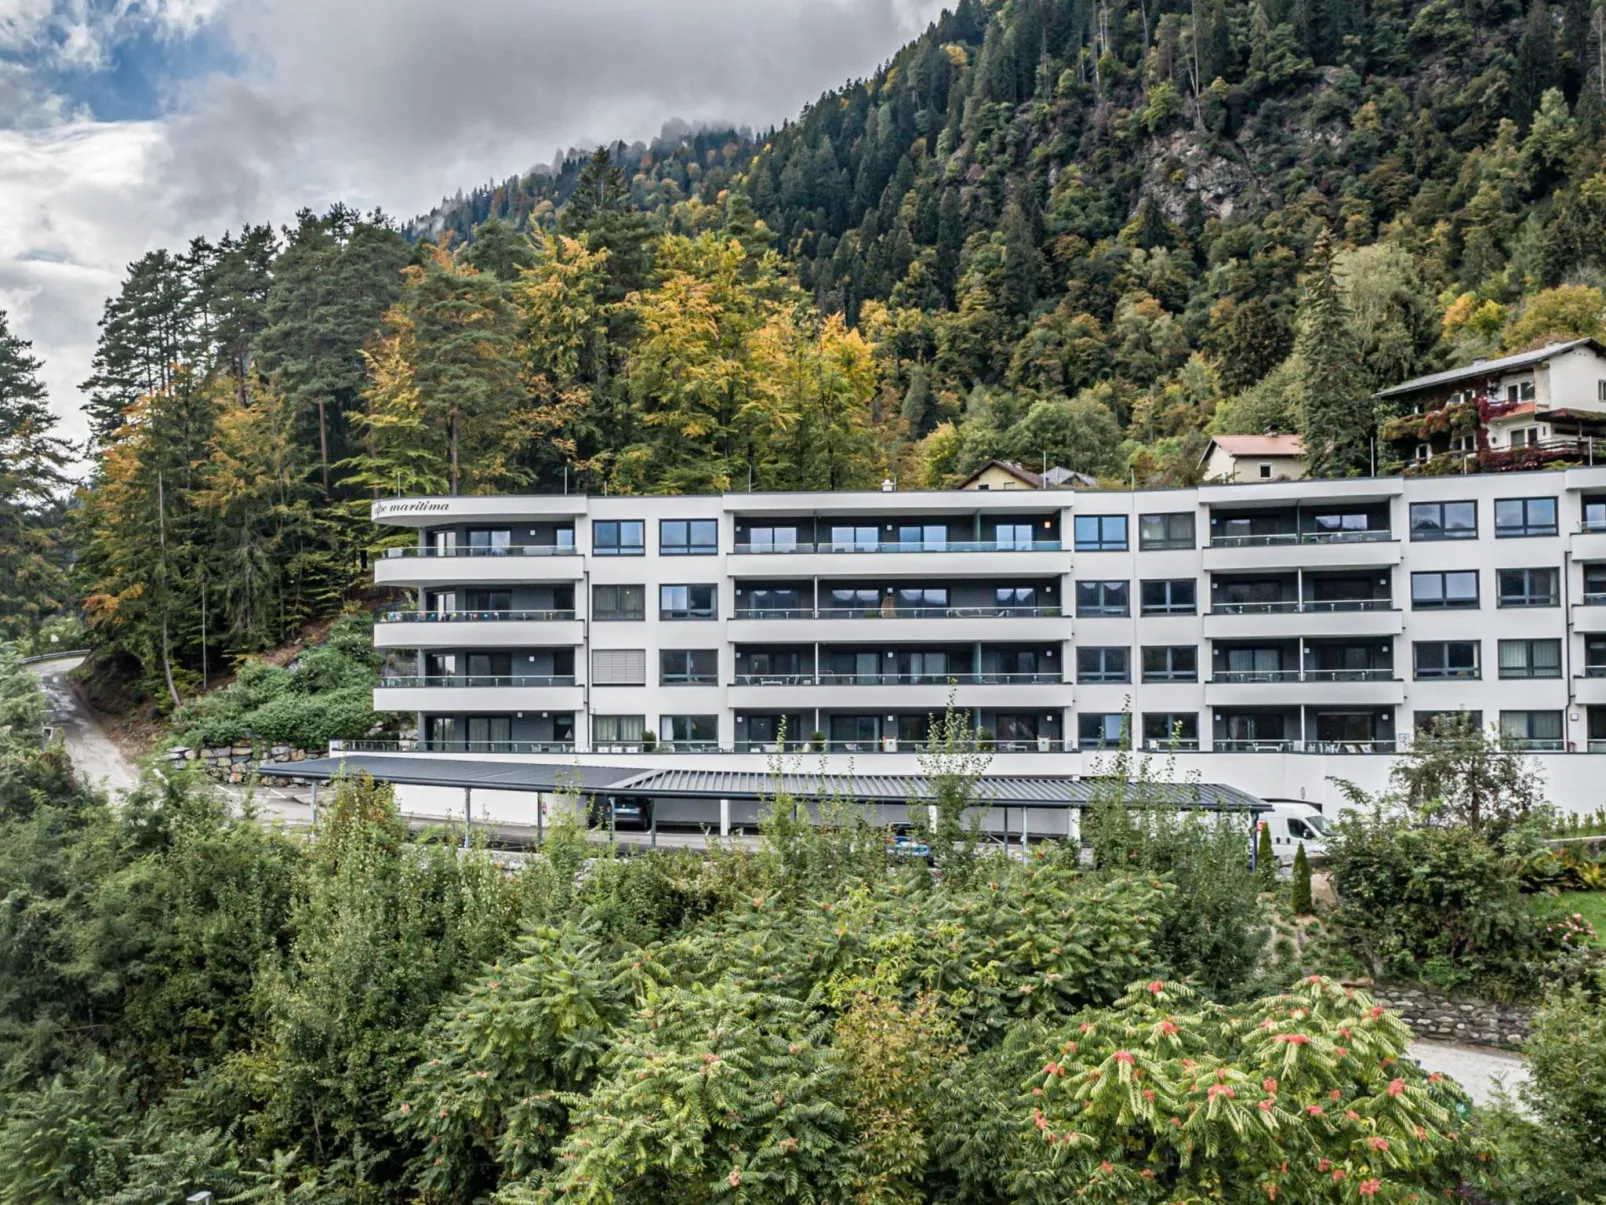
728,538,1067,580
1202,601,1402,639
374,674,583,712
729,604,1068,643
726,670,1067,709
1573,599,1606,634
1208,739,1400,754
1575,674,1606,705
1204,671,1403,706
1202,530,1400,572
374,545,583,586
373,609,584,648
1571,523,1606,562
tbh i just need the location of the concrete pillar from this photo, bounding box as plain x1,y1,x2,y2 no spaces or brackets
720,797,731,837
462,786,473,850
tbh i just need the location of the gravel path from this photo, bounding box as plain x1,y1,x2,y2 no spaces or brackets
1408,1040,1530,1109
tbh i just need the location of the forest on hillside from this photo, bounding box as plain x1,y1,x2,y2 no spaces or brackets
8,0,1606,702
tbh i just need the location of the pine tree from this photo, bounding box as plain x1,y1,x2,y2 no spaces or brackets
1514,1,1561,127
1291,841,1313,913
1256,821,1275,880
463,217,534,282
1298,229,1372,478
0,310,70,643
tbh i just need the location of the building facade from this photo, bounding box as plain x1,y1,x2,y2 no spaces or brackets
368,467,1606,812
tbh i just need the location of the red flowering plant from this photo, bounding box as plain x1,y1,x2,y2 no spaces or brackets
1007,976,1489,1203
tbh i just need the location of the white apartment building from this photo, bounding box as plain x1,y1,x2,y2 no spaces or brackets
366,467,1606,814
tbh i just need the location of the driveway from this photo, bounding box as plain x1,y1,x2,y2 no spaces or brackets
28,655,140,796
1408,1040,1530,1109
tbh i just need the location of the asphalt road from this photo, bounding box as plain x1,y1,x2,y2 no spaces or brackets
28,655,139,796
1407,1041,1531,1109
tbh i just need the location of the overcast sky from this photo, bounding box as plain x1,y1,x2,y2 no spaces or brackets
0,0,946,449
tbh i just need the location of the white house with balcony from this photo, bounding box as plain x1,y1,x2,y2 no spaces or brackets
361,469,1606,815
1377,338,1606,471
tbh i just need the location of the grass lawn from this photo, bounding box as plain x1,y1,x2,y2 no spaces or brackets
1547,891,1606,943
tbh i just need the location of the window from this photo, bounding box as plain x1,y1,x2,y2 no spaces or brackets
994,522,1035,550
593,714,646,746
1075,580,1129,617
746,525,800,553
742,650,809,681
1259,463,1272,479
1588,637,1606,677
1504,380,1537,403
896,523,949,550
995,586,1039,611
1141,646,1198,682
661,715,719,747
592,584,645,621
1586,565,1606,602
1140,579,1196,615
1214,577,1292,612
1494,497,1558,538
1499,710,1563,749
993,715,1041,746
1309,511,1373,536
1142,713,1199,749
660,519,718,555
1078,713,1130,750
896,587,949,613
1584,497,1606,531
591,649,646,686
1496,567,1559,608
743,586,804,615
1415,710,1483,734
660,584,717,620
593,519,645,555
828,587,881,614
1498,639,1562,679
1409,501,1477,541
465,716,512,751
1414,641,1480,680
1410,571,1479,610
1077,646,1130,683
1139,512,1195,550
1220,646,1289,680
1074,514,1128,551
661,649,718,684
830,525,879,552
466,528,511,554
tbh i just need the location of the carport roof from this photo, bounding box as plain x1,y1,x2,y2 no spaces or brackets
258,756,1268,813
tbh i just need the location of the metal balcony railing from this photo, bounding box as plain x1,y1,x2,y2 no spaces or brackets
386,544,577,558
378,609,578,623
378,675,577,689
1582,593,1606,606
732,539,1063,555
1211,669,1395,684
1209,530,1392,548
1211,670,1302,684
731,672,1064,687
1210,599,1392,615
732,605,1064,620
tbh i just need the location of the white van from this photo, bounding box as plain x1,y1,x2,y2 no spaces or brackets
1258,802,1329,866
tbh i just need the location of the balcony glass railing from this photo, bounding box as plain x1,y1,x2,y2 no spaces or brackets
1211,600,1392,615
1212,669,1395,684
1213,738,1297,752
733,671,1064,687
378,675,576,688
378,609,577,623
1303,739,1398,754
1579,522,1606,533
732,539,1062,555
387,544,577,558
1209,530,1391,548
1504,738,1566,751
1586,665,1606,678
1582,593,1606,606
1301,668,1396,682
733,605,1063,620
1589,740,1606,753
334,739,577,754
1211,670,1301,683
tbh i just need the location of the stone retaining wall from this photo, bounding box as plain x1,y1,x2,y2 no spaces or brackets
1363,985,1532,1051
167,744,319,784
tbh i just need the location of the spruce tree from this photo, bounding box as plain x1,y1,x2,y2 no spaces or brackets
1297,229,1372,478
1256,821,1275,881
0,310,70,643
1291,841,1313,913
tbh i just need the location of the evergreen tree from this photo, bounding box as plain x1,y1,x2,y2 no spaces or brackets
1291,841,1313,913
1298,230,1373,478
0,311,70,643
463,217,534,282
1514,0,1561,126
1255,820,1274,879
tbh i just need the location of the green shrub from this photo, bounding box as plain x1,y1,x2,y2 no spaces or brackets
1291,840,1312,913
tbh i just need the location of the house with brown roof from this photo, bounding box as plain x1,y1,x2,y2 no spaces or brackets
1197,434,1307,482
957,459,1099,490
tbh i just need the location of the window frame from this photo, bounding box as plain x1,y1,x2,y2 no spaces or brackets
592,583,645,621
1408,500,1477,541
592,519,646,556
1410,570,1479,610
1074,514,1129,552
1494,496,1559,539
1077,712,1131,750
659,584,718,621
1075,580,1130,617
1141,645,1198,682
660,714,719,747
1140,578,1197,615
1138,512,1195,551
1497,639,1562,680
1412,640,1481,680
1076,646,1131,684
660,648,719,685
1141,712,1199,749
1496,567,1559,608
659,518,719,556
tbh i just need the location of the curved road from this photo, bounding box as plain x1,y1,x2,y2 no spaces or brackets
28,655,139,796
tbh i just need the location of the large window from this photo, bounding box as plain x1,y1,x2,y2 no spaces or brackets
745,525,800,553
1410,570,1479,609
896,523,949,550
1499,710,1564,749
995,586,1040,611
1141,646,1198,682
660,519,718,555
1496,567,1559,607
1142,713,1199,750
661,649,718,684
1074,514,1128,551
1494,496,1558,538
1414,641,1481,680
1077,646,1130,683
1409,500,1477,541
661,715,719,748
1498,639,1562,679
1076,580,1129,617
592,584,645,621
1138,512,1194,550
660,585,717,620
1078,713,1130,750
829,525,879,552
1587,637,1606,676
592,519,645,556
742,586,804,616
1584,496,1606,532
1140,579,1196,615
593,715,646,746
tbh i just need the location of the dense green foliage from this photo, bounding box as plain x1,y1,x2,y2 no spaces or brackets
0,308,70,647
1292,841,1313,914
168,614,395,750
56,0,1606,701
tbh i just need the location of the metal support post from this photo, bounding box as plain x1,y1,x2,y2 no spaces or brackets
719,797,731,838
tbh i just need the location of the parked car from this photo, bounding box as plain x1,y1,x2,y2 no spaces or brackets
587,795,653,830
1258,801,1329,866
